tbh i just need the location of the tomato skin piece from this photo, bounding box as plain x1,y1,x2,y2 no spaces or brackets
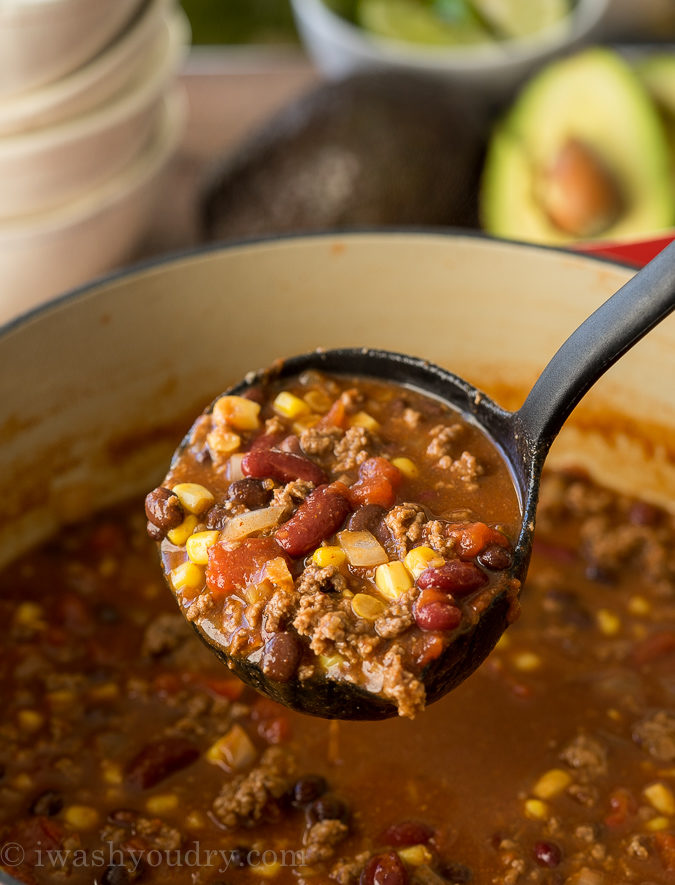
359,456,403,490
348,475,396,509
206,537,287,596
447,522,511,559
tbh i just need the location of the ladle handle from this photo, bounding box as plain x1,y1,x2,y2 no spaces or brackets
516,240,675,454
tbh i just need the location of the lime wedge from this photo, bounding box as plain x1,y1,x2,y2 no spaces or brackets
357,0,488,46
471,0,571,39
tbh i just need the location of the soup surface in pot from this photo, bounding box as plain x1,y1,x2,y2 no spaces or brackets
1,471,675,884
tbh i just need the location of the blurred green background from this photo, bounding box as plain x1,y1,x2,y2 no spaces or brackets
180,0,297,44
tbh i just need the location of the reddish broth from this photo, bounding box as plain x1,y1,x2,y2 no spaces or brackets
1,471,675,883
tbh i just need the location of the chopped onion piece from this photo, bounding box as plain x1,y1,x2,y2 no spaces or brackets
338,530,388,567
220,505,286,543
227,453,245,481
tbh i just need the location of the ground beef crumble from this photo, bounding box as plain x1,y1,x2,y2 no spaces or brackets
212,747,295,829
334,426,372,472
304,820,349,864
385,504,427,558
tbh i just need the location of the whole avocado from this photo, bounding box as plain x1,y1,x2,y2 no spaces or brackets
202,72,490,240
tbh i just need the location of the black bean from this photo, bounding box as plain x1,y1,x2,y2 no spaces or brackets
146,520,164,541
30,790,63,817
144,487,184,534
261,633,302,683
102,862,145,884
229,847,251,869
205,504,230,530
477,544,512,571
292,774,327,807
585,563,616,585
307,793,349,825
279,435,302,455
532,841,562,868
438,861,473,883
348,504,387,533
228,478,272,510
97,604,121,624
629,500,663,527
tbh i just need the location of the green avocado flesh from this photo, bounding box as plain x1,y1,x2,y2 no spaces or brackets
357,0,487,46
481,48,675,245
637,54,675,187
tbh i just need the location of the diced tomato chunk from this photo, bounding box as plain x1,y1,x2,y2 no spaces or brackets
359,457,403,490
206,537,288,596
605,788,636,828
449,522,510,559
348,475,395,509
654,832,675,871
319,396,348,429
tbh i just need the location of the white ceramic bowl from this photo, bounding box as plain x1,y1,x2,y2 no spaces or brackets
0,234,672,571
0,0,175,137
0,8,189,220
0,88,186,318
291,0,610,94
0,0,144,100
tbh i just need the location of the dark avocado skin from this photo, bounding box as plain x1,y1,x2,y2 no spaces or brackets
202,72,491,240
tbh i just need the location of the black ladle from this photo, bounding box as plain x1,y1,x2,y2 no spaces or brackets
173,242,675,720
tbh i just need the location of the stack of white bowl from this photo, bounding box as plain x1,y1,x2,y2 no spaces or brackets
0,0,190,316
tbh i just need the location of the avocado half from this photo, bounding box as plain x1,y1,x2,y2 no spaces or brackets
481,48,675,245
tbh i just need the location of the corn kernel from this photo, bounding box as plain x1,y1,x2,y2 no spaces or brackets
170,561,204,593
145,793,179,815
597,608,621,636
14,601,45,630
88,683,119,701
392,457,419,479
512,651,542,672
628,595,651,616
98,556,118,578
257,861,282,879
304,389,332,413
206,723,257,771
186,810,207,830
404,546,444,579
102,761,123,785
397,845,432,866
207,428,241,455
532,769,572,800
18,710,44,732
646,816,671,831
47,690,75,709
292,414,320,435
319,653,346,670
213,395,261,430
167,514,199,546
313,546,347,568
171,483,214,515
12,773,32,791
273,391,311,420
352,593,386,620
644,782,675,815
64,805,99,830
375,561,414,599
524,798,549,820
350,411,379,431
186,530,221,564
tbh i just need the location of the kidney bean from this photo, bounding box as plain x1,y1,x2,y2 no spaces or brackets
261,632,303,683
228,478,272,509
207,537,287,595
417,560,487,596
532,841,562,868
242,449,327,486
629,500,663,527
360,851,408,885
29,790,63,817
348,504,387,533
414,600,462,632
291,774,327,807
276,484,351,557
125,737,200,789
144,487,183,533
477,543,513,571
308,793,350,824
378,820,435,847
249,431,286,451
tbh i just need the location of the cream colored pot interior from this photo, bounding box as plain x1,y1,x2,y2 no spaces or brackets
1,233,673,570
